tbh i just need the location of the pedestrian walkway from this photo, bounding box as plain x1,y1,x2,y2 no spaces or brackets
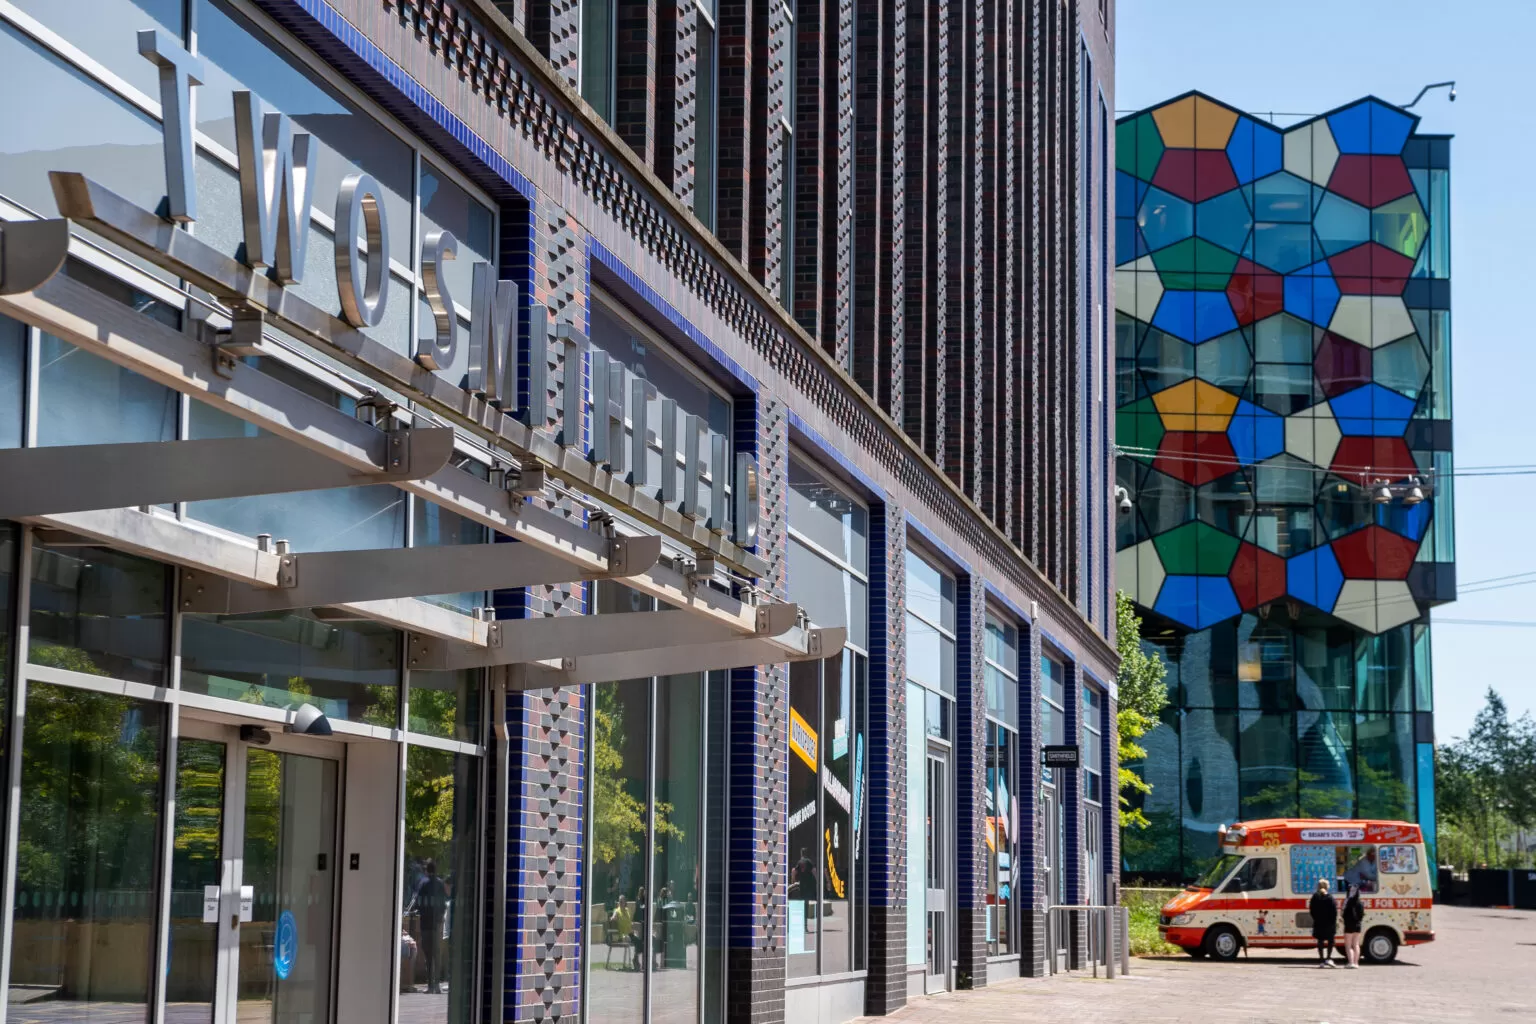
850,905,1536,1024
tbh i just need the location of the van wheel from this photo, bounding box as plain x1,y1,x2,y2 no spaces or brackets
1364,928,1398,964
1203,925,1243,962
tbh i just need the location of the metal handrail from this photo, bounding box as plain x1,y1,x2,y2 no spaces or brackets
1043,903,1131,978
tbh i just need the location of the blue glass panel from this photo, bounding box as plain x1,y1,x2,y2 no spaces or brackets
1282,266,1340,326
1248,173,1313,223
1138,186,1194,251
1254,123,1283,179
1117,171,1148,219
1226,399,1284,465
1329,383,1415,436
1314,192,1371,256
1253,222,1313,274
1326,103,1372,155
1226,117,1256,184
1195,190,1253,255
1117,218,1140,266
1194,577,1241,629
1191,292,1238,343
1286,545,1344,610
1367,102,1415,156
1416,742,1436,869
1375,497,1431,541
1152,290,1195,341
1154,575,1202,629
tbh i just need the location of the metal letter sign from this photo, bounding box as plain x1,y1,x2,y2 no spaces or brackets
233,92,316,284
334,173,391,328
1041,744,1080,768
37,27,769,556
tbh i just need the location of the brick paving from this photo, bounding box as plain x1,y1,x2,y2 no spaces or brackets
851,905,1536,1024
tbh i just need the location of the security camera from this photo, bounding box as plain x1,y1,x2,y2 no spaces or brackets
288,702,333,736
1449,88,1456,101
1114,485,1133,515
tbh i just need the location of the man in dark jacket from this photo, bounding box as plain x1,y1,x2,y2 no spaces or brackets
1309,878,1339,968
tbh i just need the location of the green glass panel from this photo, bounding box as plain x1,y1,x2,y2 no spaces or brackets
1153,521,1241,576
1372,194,1428,259
1151,238,1239,291
1116,398,1164,459
1117,113,1164,180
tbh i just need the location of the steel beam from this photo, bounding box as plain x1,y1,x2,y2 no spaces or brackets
179,534,662,614
0,219,70,295
502,625,847,688
0,429,452,519
0,266,762,638
405,601,802,671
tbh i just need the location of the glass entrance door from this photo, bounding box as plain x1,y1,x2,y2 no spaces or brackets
169,722,342,1024
924,748,950,993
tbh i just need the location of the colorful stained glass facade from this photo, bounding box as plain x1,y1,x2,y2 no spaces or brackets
1114,94,1453,880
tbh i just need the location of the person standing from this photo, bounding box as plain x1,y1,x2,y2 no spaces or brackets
1309,878,1339,968
1341,883,1365,968
410,859,450,994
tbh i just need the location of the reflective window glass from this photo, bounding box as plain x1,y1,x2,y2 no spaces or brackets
180,612,400,726
1298,709,1354,818
788,460,869,571
1356,712,1415,821
407,669,482,743
11,685,165,1015
1121,710,1181,877
0,23,168,218
186,402,407,553
905,550,956,632
906,611,955,695
1180,710,1239,875
1239,712,1296,819
29,542,168,684
0,315,24,449
653,673,705,1004
790,539,868,650
413,487,491,615
12,0,183,98
587,679,650,1017
37,332,178,448
402,745,481,1021
1356,626,1412,712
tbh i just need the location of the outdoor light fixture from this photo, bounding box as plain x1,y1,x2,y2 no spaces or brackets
1371,482,1393,504
288,702,333,736
1404,478,1425,505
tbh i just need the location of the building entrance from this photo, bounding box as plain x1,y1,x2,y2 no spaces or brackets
171,720,344,1024
924,746,952,993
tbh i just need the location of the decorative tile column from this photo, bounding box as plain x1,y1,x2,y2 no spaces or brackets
1016,620,1048,978
955,575,988,989
864,503,908,1014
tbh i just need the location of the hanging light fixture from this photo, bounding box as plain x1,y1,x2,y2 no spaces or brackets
1403,477,1425,505
1372,481,1393,504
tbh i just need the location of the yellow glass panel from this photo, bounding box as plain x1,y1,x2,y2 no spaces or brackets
1153,97,1198,149
1193,96,1239,150
1152,379,1238,431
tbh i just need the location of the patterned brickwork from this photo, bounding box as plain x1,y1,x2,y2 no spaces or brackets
955,575,989,989
790,0,827,345
1061,658,1087,969
829,0,855,369
1105,692,1120,901
881,0,907,421
851,0,884,400
726,393,790,1024
654,0,697,203
613,0,656,164
899,0,928,450
751,0,790,287
1017,620,1048,978
865,503,908,1014
523,0,577,86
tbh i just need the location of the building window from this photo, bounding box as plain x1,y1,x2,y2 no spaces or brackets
905,549,956,971
984,615,1019,956
585,583,727,1022
786,459,869,977
1083,683,1103,805
580,0,616,123
694,0,718,229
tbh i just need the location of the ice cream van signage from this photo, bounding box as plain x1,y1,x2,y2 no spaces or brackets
120,29,759,546
1299,828,1366,843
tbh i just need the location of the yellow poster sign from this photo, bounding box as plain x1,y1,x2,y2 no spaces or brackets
790,707,818,771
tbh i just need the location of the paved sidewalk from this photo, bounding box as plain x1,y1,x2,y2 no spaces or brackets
852,905,1536,1024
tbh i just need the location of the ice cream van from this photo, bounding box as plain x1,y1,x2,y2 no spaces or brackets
1159,819,1434,963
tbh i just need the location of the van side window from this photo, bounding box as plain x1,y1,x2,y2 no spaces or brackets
1222,857,1278,893
1337,845,1379,894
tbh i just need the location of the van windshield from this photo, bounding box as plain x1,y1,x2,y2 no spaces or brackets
1192,853,1245,890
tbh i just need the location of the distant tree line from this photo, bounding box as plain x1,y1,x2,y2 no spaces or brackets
1436,689,1536,870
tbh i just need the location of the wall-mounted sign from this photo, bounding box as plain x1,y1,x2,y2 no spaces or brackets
1041,745,1079,768
1300,827,1366,843
789,707,818,771
122,28,760,547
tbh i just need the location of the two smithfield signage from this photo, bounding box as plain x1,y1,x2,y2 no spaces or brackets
114,29,759,547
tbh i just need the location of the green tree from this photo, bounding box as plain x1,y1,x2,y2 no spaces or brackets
1115,591,1170,830
589,686,680,865
1436,688,1536,870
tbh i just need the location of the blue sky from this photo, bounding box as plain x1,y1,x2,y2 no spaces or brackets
1115,0,1536,742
